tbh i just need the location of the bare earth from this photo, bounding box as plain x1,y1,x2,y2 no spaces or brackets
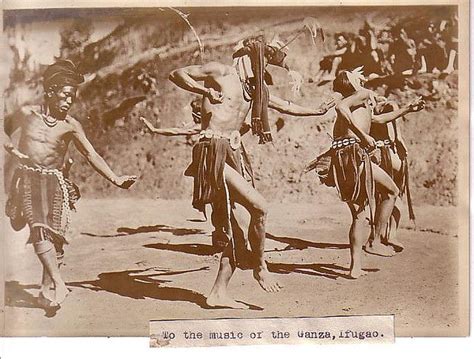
3,196,459,337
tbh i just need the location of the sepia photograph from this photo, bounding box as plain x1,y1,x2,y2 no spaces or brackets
0,0,469,340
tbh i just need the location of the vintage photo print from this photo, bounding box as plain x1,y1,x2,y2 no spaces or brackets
1,0,469,339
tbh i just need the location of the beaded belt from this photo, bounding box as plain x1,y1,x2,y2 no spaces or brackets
375,139,393,147
332,138,393,150
331,137,359,149
199,129,241,150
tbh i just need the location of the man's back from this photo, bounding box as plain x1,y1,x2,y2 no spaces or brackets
333,102,372,139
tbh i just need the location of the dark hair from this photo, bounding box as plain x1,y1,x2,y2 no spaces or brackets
265,45,287,67
333,71,356,97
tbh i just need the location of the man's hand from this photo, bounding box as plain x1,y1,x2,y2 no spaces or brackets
114,175,138,189
140,116,157,132
206,88,224,104
408,97,425,112
4,143,34,166
316,98,336,115
361,134,377,150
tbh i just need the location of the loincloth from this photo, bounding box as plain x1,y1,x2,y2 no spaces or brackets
5,165,80,254
185,130,254,213
371,139,395,180
331,139,374,209
185,130,254,264
306,138,376,221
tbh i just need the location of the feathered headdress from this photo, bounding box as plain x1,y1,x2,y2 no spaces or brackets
345,66,365,92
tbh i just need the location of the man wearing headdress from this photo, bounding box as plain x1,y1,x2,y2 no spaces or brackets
305,68,423,278
169,35,334,308
4,60,137,310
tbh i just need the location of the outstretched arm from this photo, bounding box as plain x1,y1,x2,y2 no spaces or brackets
372,97,424,124
141,117,200,136
70,119,136,188
331,47,348,57
169,62,229,104
269,94,335,117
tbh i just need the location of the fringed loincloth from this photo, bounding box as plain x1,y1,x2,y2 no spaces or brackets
185,130,254,263
185,131,254,213
5,165,80,257
306,137,376,225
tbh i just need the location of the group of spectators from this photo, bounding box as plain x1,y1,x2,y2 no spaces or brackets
314,15,458,88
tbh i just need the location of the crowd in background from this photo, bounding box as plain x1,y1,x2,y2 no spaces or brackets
314,15,458,89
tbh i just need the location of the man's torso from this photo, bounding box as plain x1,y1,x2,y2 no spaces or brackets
201,67,250,133
17,105,74,169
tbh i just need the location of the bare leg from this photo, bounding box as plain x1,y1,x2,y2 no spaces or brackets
385,201,404,252
443,49,456,74
210,202,229,249
206,164,281,308
40,268,54,301
230,205,253,268
382,149,404,251
39,252,68,304
206,244,247,309
348,204,368,279
364,164,399,257
224,166,282,293
370,50,380,64
419,55,427,73
222,165,282,292
34,234,68,305
320,57,342,82
41,252,66,302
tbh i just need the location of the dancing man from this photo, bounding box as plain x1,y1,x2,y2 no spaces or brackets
307,68,423,278
169,35,334,308
4,60,137,310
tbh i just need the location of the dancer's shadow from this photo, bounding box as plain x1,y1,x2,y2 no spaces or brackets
144,242,220,256
4,281,59,318
266,233,349,251
82,224,206,238
5,281,39,309
67,267,262,310
267,262,378,280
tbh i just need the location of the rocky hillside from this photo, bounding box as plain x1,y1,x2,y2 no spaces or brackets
4,6,458,206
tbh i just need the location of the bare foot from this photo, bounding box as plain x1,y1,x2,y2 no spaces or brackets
38,292,60,309
363,242,396,257
40,285,55,303
386,238,404,253
348,267,367,279
206,293,248,309
54,281,70,304
253,268,283,293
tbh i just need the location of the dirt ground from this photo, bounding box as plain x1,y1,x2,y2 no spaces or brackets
3,194,460,337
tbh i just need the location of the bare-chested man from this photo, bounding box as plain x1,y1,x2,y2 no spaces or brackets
168,38,334,308
140,116,251,250
310,69,423,278
4,60,137,310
